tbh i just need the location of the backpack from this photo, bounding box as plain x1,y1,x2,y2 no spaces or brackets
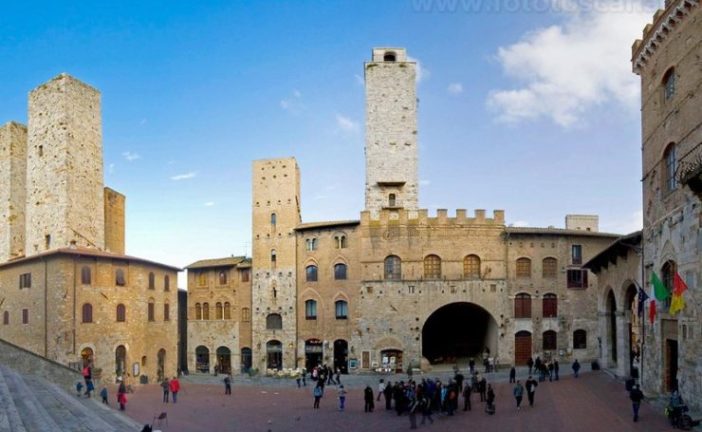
313,386,323,397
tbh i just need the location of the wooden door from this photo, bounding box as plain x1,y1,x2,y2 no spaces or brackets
514,331,532,365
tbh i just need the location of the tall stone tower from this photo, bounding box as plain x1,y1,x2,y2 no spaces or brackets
364,48,418,215
0,122,28,262
25,74,105,255
104,187,126,254
251,158,301,369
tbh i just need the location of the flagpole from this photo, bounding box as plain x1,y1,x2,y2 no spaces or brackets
640,235,645,386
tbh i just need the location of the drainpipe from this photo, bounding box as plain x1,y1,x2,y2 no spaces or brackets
44,257,48,357
640,238,645,387
73,258,77,355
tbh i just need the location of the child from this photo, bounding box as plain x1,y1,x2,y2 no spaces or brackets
338,385,347,411
100,387,109,404
76,382,84,397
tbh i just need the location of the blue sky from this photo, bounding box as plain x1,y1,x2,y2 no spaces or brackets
0,1,655,284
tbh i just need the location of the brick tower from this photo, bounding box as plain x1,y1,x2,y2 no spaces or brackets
364,48,418,216
0,122,28,261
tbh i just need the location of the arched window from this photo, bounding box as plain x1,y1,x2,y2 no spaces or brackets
663,67,676,100
388,194,396,207
2,311,8,325
661,260,676,307
197,272,207,286
335,235,347,249
542,293,558,318
266,313,283,329
542,257,557,278
81,266,91,285
164,275,170,291
242,307,250,322
306,265,318,282
148,299,155,322
306,238,318,251
164,302,170,321
115,268,126,286
516,258,531,278
305,300,317,320
514,293,532,318
116,304,126,322
543,330,557,350
463,255,481,279
384,51,397,62
218,270,227,285
335,300,348,319
573,329,587,349
334,263,347,280
424,255,441,279
203,302,210,320
82,303,93,323
664,143,677,193
224,302,231,320
384,255,401,280
271,212,277,226
195,303,202,320
271,250,277,268
215,302,223,320
148,272,155,290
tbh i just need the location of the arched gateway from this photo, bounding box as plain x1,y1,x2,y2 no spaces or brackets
422,302,498,365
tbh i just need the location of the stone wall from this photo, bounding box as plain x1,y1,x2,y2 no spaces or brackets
0,337,82,392
364,48,418,215
0,122,27,262
104,187,125,255
26,74,105,255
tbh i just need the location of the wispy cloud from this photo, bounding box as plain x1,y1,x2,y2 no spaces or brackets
419,179,431,186
170,171,197,181
107,163,115,174
204,201,215,207
354,74,364,86
487,0,654,127
122,151,140,161
511,220,530,227
408,56,429,84
280,89,304,114
447,83,463,95
336,114,359,133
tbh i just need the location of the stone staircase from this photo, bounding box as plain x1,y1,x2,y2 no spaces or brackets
0,365,142,432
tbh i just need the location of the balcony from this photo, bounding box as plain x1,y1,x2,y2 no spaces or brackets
677,145,702,196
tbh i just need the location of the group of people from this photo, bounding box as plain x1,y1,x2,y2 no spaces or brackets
159,376,181,403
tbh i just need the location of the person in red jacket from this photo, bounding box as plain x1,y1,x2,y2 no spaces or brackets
169,377,181,403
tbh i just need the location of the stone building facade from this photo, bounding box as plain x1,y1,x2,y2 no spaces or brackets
184,257,251,374
190,48,620,375
631,0,702,409
0,74,179,384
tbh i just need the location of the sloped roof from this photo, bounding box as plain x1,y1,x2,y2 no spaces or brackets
505,227,621,238
185,256,248,269
295,220,360,231
0,247,181,272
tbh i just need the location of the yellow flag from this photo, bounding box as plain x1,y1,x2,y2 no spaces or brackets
669,293,685,315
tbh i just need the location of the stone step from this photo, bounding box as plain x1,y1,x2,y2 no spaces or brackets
0,366,26,432
1,366,62,431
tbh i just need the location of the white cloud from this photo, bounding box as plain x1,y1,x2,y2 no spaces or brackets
419,179,431,186
280,89,304,113
408,56,429,84
107,163,115,174
447,83,463,95
170,171,197,181
602,209,643,234
336,114,359,133
511,220,530,227
487,1,655,127
122,151,140,161
204,201,215,207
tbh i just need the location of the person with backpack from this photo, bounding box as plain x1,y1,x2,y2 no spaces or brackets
629,384,644,422
513,380,524,410
312,383,323,409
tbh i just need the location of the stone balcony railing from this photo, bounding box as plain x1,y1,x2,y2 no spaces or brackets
677,143,702,195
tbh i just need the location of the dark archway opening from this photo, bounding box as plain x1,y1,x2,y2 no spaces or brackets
607,290,617,364
624,284,639,377
422,302,497,364
333,339,348,374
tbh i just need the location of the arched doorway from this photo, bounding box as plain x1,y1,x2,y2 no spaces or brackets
333,340,348,374
304,339,323,371
514,331,532,365
624,284,639,377
195,346,210,373
157,349,166,381
266,340,283,370
81,347,94,368
115,345,127,379
380,349,403,373
216,346,231,374
241,347,252,373
606,290,617,365
422,302,498,364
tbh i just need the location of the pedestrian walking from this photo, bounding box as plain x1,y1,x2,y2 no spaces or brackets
554,360,560,381
169,377,180,403
161,378,170,403
462,381,472,411
509,366,516,383
383,380,393,410
313,384,323,409
513,380,524,410
455,370,464,392
478,375,487,402
525,376,538,407
548,361,554,382
100,387,108,404
572,359,581,378
527,357,534,375
364,385,374,412
117,379,127,411
377,379,385,402
469,358,476,374
82,364,93,398
629,384,644,422
335,368,341,386
224,375,232,395
408,393,419,430
485,384,495,415
338,385,347,411
420,394,434,425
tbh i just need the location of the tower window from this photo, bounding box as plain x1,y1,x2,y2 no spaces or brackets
38,145,43,157
384,52,396,62
271,212,277,226
271,250,277,268
664,143,677,193
388,194,396,207
45,235,51,250
663,67,676,100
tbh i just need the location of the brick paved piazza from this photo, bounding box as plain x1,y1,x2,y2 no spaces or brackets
118,372,674,432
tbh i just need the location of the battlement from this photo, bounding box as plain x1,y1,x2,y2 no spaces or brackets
360,208,505,226
632,0,699,74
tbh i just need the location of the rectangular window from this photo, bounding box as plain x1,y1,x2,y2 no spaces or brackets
571,245,582,265
241,269,250,282
242,307,250,322
197,272,207,286
148,303,155,322
335,301,348,320
19,273,31,289
115,269,126,286
567,269,588,289
81,267,92,285
22,309,29,324
305,301,317,320
218,270,227,285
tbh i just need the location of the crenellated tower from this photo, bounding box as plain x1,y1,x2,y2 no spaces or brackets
364,48,418,216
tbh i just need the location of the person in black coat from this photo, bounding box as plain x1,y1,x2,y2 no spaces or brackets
509,366,516,383
525,376,538,407
629,385,644,422
364,385,375,412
